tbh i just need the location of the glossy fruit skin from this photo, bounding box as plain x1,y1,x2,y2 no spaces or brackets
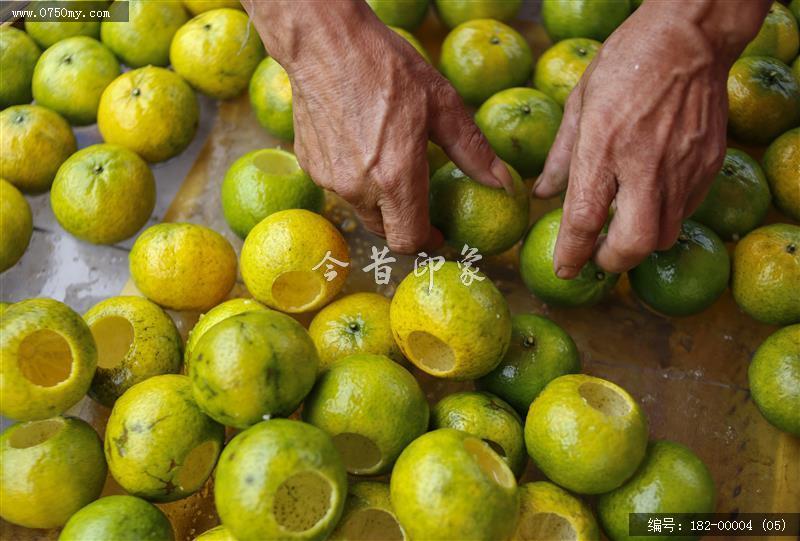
762,127,800,221
597,440,716,541
512,481,600,541
542,0,631,42
0,27,41,108
183,0,243,15
249,57,294,140
366,0,429,31
434,0,522,29
0,178,33,272
534,38,600,107
330,482,406,541
59,495,174,541
194,526,237,541
25,12,100,49
741,2,799,64
748,324,800,436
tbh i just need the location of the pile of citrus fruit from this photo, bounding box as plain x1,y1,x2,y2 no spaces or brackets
1,0,799,540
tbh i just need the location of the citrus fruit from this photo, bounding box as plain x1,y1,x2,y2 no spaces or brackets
763,127,800,221
478,313,581,413
431,390,527,476
0,178,33,273
221,148,324,238
59,495,174,541
0,104,77,193
240,209,350,313
303,354,429,475
83,296,182,408
429,161,529,254
691,148,771,240
427,141,449,172
794,55,800,82
741,2,799,64
215,419,348,541
748,324,800,436
309,292,403,370
97,66,199,163
525,374,649,494
190,311,319,428
101,0,190,68
170,8,265,99
727,56,800,145
434,0,522,28
520,207,620,307
542,0,631,42
440,19,533,106
534,38,601,107
25,4,100,49
194,526,236,541
390,261,512,379
249,57,294,141
390,26,432,62
0,298,96,421
732,223,800,325
0,27,40,108
105,374,225,502
512,481,600,541
1,417,106,529
32,36,120,126
51,143,156,244
330,482,407,541
129,222,237,312
629,220,730,317
792,0,800,21
183,0,243,15
597,440,716,541
390,428,519,541
475,87,563,178
366,0,429,31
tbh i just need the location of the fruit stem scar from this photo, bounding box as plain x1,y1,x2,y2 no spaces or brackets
204,23,212,30
787,243,797,254
521,104,531,114
93,165,104,174
348,322,360,332
490,36,500,45
577,47,587,56
132,88,141,97
522,335,536,348
595,271,605,281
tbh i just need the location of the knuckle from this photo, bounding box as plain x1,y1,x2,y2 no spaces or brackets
387,232,424,254
566,199,606,237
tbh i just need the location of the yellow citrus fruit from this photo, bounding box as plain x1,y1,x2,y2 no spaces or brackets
741,2,799,64
0,416,106,529
129,222,238,312
0,178,33,273
748,324,800,436
390,428,519,541
83,296,183,408
24,0,100,49
183,0,243,16
330,482,407,541
0,298,97,421
732,223,800,325
427,141,449,173
105,374,225,502
98,66,199,163
0,27,40,108
440,19,533,106
793,55,800,82
240,209,350,313
215,419,348,541
101,0,190,68
366,0,430,31
534,38,601,107
435,0,522,29
0,104,77,193
542,0,631,42
525,374,649,494
194,525,236,541
389,26,431,63
249,57,294,140
792,0,800,21
511,481,600,541
51,143,156,244
170,8,265,99
763,127,800,221
60,495,174,541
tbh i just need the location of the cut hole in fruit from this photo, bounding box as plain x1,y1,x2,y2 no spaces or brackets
333,432,382,473
482,439,506,458
518,512,577,541
272,271,323,311
406,331,455,373
342,508,405,541
90,316,134,369
578,381,630,417
464,437,514,489
177,440,219,492
254,151,300,176
18,329,73,387
273,470,333,532
8,418,65,449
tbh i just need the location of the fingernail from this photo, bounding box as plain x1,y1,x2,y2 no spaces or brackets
556,265,577,279
491,158,515,195
532,175,544,197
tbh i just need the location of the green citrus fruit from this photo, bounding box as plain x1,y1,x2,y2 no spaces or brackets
525,374,649,494
330,482,407,541
742,2,799,64
478,313,581,413
440,19,533,106
190,310,319,428
794,55,800,82
475,87,563,178
59,495,174,541
435,0,522,28
25,1,101,49
215,419,348,541
732,223,800,325
249,57,294,140
534,37,601,107
763,127,800,221
390,26,432,62
0,178,33,273
427,141,449,173
194,525,237,541
221,148,323,238
303,354,429,475
597,440,716,541
97,66,199,163
390,428,519,541
51,143,156,244
0,417,106,529
791,0,800,21
520,207,620,307
0,27,40,108
512,481,600,541
749,324,800,436
431,390,527,476
183,0,243,15
0,104,77,193
542,0,631,42
0,298,96,421
366,0,429,31
105,374,225,502
83,296,182,408
429,160,529,255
